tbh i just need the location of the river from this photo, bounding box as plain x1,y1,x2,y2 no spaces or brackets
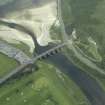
44,52,105,105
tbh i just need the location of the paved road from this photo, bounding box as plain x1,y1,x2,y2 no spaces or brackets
0,63,31,85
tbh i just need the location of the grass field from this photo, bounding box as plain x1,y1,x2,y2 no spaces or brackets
0,61,90,105
0,53,18,78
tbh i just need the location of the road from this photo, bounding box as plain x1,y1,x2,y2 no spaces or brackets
0,42,67,85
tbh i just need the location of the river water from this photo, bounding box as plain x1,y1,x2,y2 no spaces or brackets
45,53,105,105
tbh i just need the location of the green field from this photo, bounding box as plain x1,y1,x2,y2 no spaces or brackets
0,61,90,105
0,53,18,78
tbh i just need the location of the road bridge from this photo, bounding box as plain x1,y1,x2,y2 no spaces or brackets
0,41,68,85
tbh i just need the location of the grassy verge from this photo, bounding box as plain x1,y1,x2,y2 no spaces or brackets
0,53,18,78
